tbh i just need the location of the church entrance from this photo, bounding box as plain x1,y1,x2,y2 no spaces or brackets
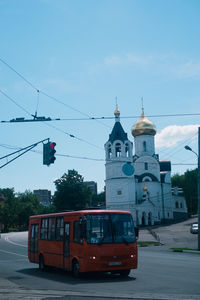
142,212,146,226
148,212,152,225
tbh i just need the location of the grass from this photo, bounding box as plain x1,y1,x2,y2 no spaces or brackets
138,241,161,246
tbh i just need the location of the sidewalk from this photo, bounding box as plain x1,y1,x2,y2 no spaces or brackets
137,217,199,252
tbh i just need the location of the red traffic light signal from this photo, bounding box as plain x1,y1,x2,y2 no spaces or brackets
49,142,56,164
50,142,56,149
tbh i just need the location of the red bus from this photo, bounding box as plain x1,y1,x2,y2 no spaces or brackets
28,209,138,277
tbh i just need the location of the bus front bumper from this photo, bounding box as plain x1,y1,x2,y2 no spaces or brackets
80,253,138,273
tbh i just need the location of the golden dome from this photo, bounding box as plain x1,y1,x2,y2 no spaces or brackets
114,104,120,117
131,110,156,137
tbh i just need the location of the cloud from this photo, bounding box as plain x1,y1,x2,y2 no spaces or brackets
171,60,200,79
104,53,152,68
102,53,200,80
42,78,82,93
155,124,199,148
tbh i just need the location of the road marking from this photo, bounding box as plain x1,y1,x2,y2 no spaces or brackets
0,248,27,258
4,236,27,248
0,258,27,263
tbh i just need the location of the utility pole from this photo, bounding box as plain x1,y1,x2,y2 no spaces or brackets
185,127,200,250
198,127,200,250
161,183,165,224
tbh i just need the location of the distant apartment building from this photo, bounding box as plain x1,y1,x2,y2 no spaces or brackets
84,181,97,195
33,189,51,206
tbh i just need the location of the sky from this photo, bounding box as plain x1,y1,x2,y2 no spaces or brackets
0,0,200,195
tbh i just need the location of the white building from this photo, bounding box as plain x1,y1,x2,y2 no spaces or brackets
105,106,187,226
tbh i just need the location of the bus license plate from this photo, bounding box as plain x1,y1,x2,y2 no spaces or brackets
109,261,121,266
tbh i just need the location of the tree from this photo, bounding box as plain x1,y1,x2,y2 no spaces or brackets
171,168,198,215
0,188,17,231
16,190,42,229
53,169,91,211
0,188,48,232
92,191,105,207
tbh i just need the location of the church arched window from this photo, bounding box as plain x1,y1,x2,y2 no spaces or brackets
143,141,147,152
115,143,121,157
107,144,112,159
175,201,179,209
142,176,152,182
125,142,129,157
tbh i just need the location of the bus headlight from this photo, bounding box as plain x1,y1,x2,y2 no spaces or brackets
89,256,96,260
130,254,134,258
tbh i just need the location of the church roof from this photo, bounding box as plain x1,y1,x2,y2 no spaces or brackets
159,160,171,171
131,109,156,137
109,121,128,143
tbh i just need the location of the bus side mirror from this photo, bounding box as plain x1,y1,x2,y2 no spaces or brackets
134,227,139,240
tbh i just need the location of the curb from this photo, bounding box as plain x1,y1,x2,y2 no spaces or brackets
0,288,199,300
172,249,200,254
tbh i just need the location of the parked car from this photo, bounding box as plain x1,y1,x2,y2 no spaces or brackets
190,223,198,234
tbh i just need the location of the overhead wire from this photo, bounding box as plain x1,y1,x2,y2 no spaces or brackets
2,58,200,124
0,89,104,151
158,132,198,163
34,89,40,119
1,57,200,160
0,143,104,161
1,56,200,123
0,57,39,91
40,90,111,128
42,121,103,150
0,57,110,128
0,143,197,165
0,88,33,118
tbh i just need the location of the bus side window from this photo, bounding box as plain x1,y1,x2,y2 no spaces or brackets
56,217,64,241
48,218,56,240
73,221,83,244
40,218,48,240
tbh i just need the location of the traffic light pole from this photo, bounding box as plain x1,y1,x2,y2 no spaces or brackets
0,138,49,169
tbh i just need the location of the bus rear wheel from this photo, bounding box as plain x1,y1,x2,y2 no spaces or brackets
72,260,80,278
119,269,130,277
39,255,45,271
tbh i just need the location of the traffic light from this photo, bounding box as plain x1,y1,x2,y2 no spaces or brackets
43,141,56,166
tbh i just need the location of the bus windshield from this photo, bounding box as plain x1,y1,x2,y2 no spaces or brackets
86,213,136,244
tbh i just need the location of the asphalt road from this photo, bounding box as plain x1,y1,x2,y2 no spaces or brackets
0,220,200,300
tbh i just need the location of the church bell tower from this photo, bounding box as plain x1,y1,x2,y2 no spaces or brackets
105,106,136,213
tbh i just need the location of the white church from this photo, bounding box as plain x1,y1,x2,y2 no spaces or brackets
105,106,187,226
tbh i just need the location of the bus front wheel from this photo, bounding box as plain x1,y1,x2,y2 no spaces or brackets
72,260,80,278
119,269,130,277
39,255,45,271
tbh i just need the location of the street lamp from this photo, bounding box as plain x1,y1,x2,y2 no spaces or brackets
184,145,198,157
184,145,198,216
185,130,200,251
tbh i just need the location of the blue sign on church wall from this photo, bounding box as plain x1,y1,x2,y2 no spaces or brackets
122,163,134,176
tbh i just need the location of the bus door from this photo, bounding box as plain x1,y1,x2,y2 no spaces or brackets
63,222,70,270
30,224,39,262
